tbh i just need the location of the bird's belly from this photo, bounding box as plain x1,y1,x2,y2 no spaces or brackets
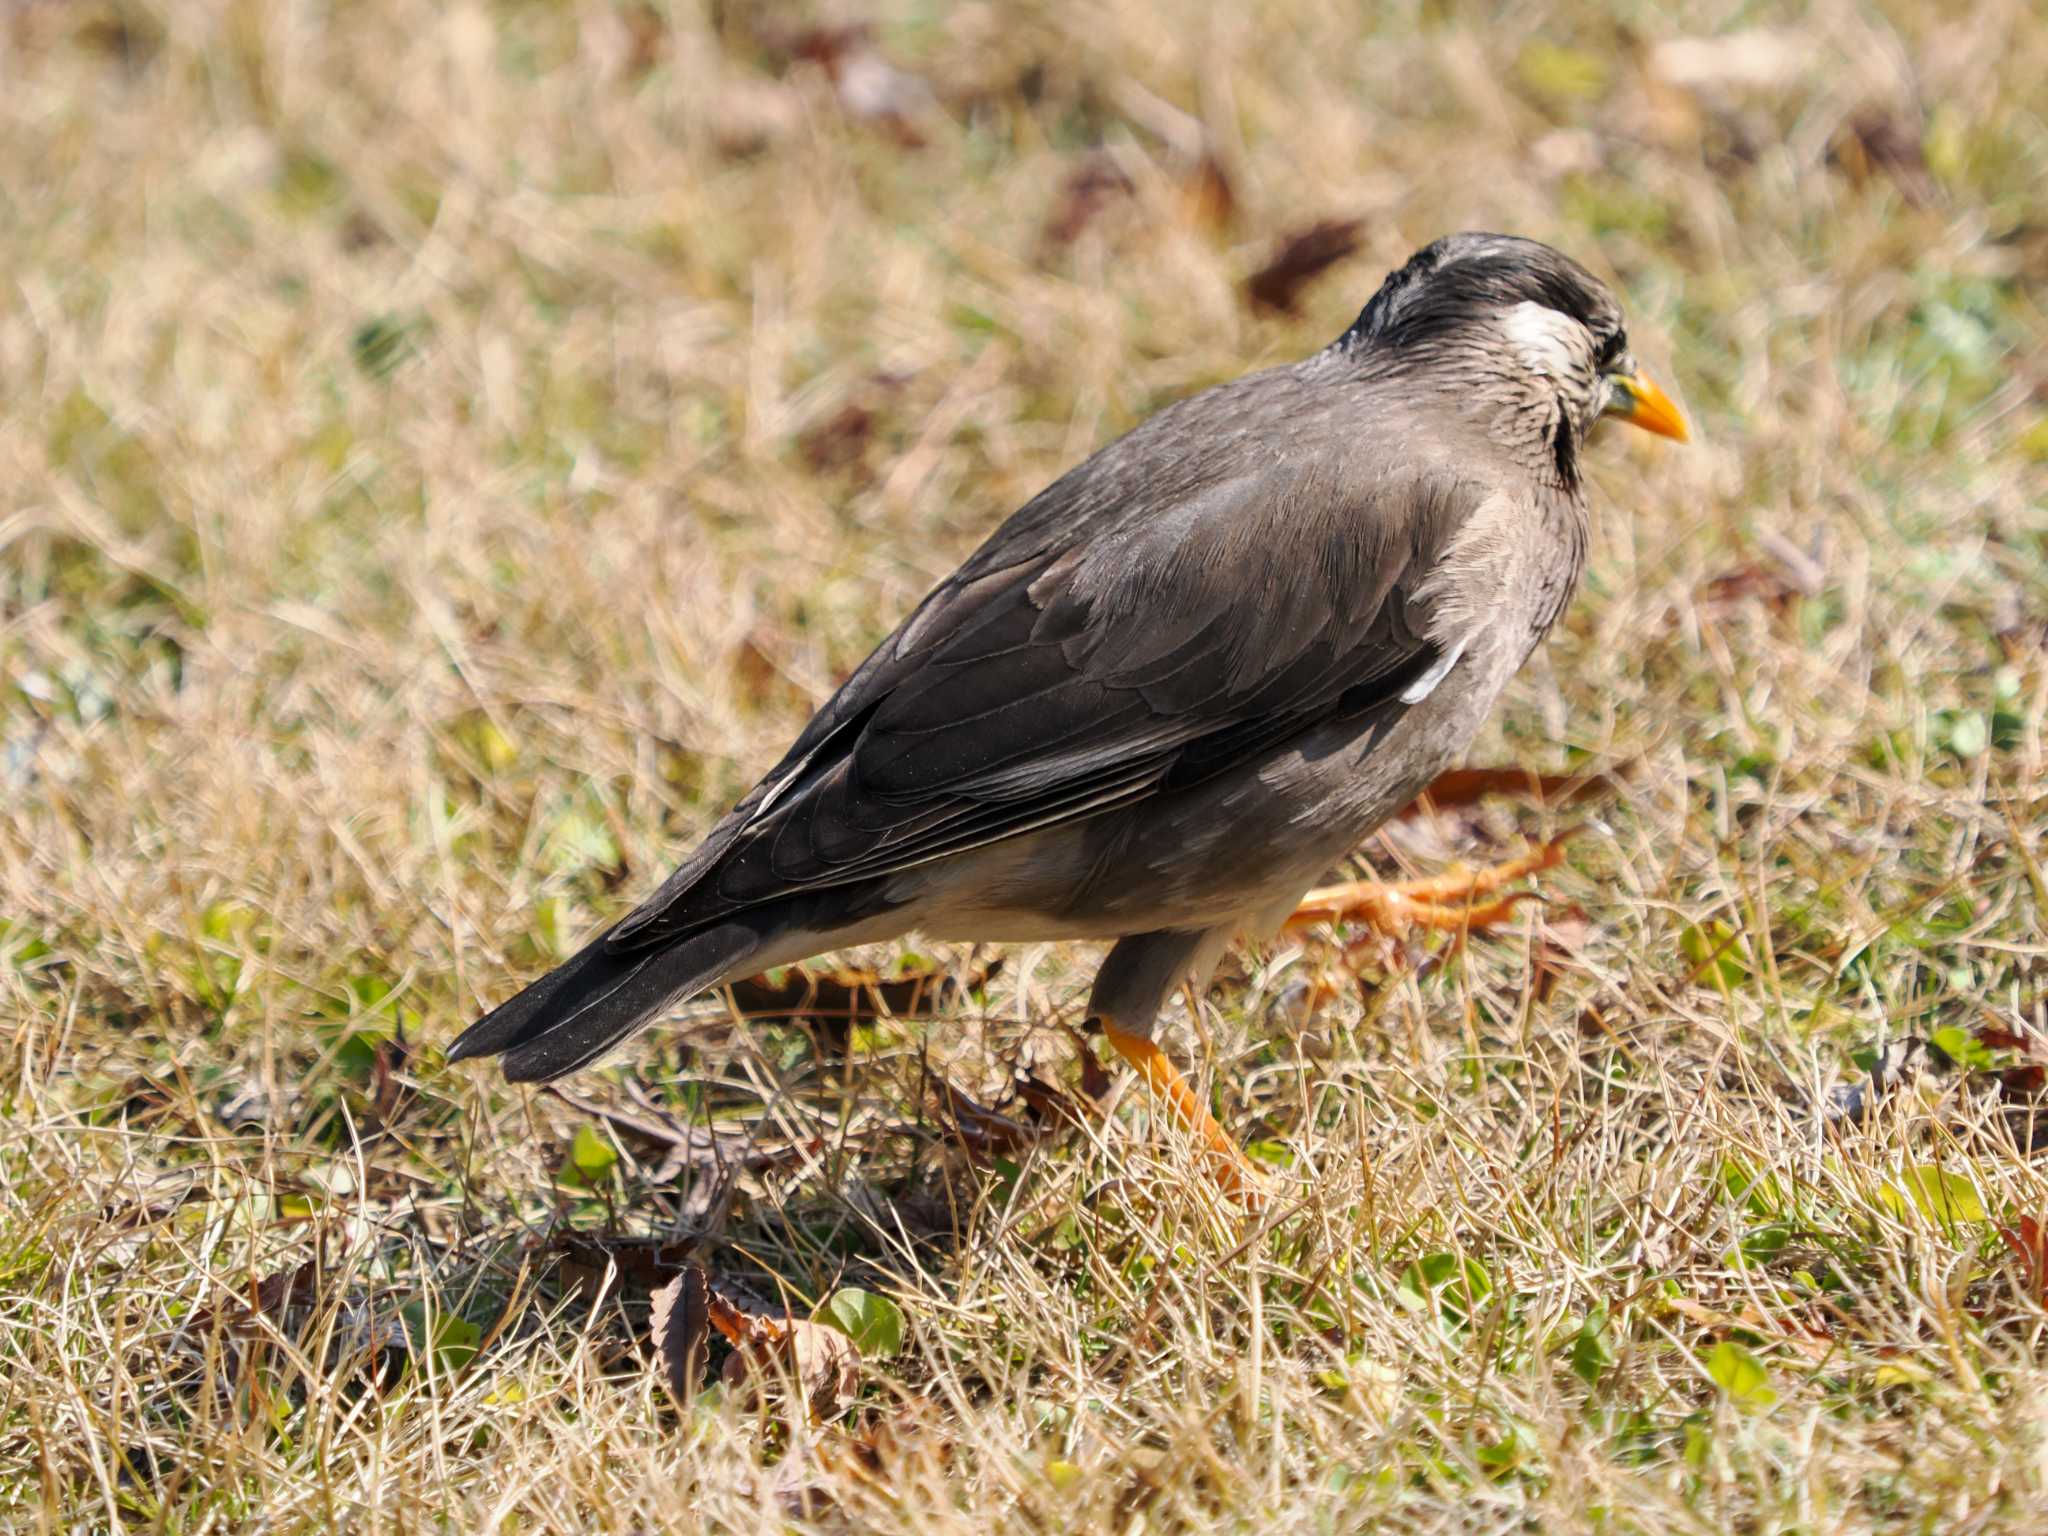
900,668,1509,943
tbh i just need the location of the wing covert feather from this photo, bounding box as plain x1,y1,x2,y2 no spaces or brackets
608,456,1478,952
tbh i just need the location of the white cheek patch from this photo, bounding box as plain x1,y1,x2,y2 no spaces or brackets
1501,300,1582,379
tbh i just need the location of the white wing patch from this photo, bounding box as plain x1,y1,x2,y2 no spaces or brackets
1400,631,1471,704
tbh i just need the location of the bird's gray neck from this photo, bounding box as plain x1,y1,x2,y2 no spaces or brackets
1317,337,1584,494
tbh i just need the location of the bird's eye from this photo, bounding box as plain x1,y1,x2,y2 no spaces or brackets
1596,331,1626,370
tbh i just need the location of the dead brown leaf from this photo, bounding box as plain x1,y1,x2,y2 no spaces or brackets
549,1232,695,1303
786,24,936,147
1530,905,1596,1004
728,956,998,1059
649,1262,712,1405
1011,1067,1096,1129
713,1299,862,1424
1246,218,1365,315
1666,1296,1834,1362
800,401,876,473
811,1398,957,1506
1999,1216,2048,1306
933,1076,1039,1158
1179,151,1236,235
192,1252,326,1339
728,628,809,719
1041,154,1135,251
1832,110,1937,208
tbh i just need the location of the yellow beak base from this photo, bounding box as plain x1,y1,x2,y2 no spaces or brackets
1606,370,1689,442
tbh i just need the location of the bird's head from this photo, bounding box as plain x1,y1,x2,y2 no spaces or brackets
1341,232,1687,485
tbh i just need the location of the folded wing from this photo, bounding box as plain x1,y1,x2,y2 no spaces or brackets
607,456,1479,952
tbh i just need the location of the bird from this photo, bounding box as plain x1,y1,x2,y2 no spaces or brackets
447,232,1687,1196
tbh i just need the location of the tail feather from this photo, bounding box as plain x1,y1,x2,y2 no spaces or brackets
446,921,759,1084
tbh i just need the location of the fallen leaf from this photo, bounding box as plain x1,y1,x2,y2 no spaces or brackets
1530,906,1596,1004
1698,562,1805,613
1011,1066,1097,1129
1705,1339,1777,1410
728,956,998,1060
932,1076,1038,1158
815,1398,957,1494
719,1311,862,1424
1972,1016,2048,1108
549,1232,695,1302
1832,110,1937,207
1041,154,1135,251
798,401,876,473
1179,151,1235,235
786,24,936,147
649,1262,712,1404
201,1252,325,1338
184,1242,406,1391
1246,218,1364,314
728,629,809,718
1998,1216,2048,1305
1067,1023,1114,1102
1881,1164,1987,1226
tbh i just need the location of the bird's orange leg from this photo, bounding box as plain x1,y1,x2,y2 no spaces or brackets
1285,834,1575,939
1099,1017,1265,1209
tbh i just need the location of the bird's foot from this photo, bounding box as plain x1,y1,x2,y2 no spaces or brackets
1099,1018,1267,1211
1285,831,1578,942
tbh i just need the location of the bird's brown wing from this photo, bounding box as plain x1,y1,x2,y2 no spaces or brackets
608,457,1482,951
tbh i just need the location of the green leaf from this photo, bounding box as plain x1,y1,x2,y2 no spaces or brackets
1393,1252,1493,1331
1516,42,1609,103
1244,1139,1294,1168
1570,1308,1615,1387
818,1287,903,1358
1929,1025,1996,1072
427,1314,482,1374
1680,922,1748,987
1881,1164,1986,1225
402,1302,482,1377
1476,1419,1540,1477
1705,1341,1777,1410
562,1123,618,1186
351,313,427,379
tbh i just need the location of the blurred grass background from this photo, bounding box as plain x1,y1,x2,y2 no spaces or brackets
2,0,2046,1530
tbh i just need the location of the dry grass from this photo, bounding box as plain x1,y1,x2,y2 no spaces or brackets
4,0,2047,1529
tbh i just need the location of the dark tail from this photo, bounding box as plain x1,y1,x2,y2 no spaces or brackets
445,920,760,1083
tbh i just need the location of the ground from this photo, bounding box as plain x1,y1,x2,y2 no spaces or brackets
3,1,2047,1530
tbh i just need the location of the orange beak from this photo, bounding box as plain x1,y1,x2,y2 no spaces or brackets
1604,369,1689,442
